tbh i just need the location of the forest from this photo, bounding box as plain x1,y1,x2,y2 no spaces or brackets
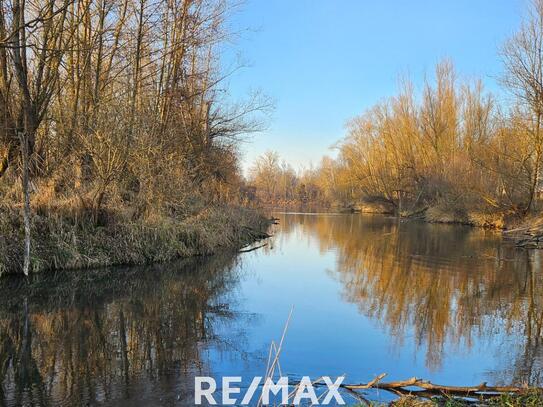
5,0,543,275
0,0,270,274
248,0,543,233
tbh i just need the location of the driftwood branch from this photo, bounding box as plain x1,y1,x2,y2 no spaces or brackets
503,220,543,248
313,374,540,402
241,225,272,240
239,243,268,253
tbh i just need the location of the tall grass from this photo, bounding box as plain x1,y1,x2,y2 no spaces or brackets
0,202,269,275
350,391,543,406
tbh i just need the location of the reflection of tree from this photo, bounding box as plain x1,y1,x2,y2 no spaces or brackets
276,214,543,382
0,254,248,406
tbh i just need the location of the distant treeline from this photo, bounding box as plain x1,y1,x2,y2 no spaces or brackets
245,151,330,208
249,1,543,225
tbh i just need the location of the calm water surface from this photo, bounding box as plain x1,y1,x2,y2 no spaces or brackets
1,213,542,406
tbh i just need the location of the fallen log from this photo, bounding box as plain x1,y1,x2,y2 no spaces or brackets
314,373,540,403
349,375,527,394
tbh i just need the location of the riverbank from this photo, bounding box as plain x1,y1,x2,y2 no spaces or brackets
0,203,270,275
403,206,512,230
336,201,512,229
386,391,543,406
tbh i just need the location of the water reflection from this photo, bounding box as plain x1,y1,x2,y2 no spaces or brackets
2,214,543,406
0,255,253,406
274,213,543,384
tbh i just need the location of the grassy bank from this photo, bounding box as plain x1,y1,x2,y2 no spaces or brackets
352,390,543,406
390,391,543,406
334,201,513,229
412,206,511,229
0,203,270,275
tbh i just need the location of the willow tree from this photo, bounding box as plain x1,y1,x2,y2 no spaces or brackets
502,0,543,213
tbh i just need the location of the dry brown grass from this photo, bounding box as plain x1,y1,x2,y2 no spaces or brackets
422,205,506,229
356,390,543,406
389,396,435,406
0,201,269,275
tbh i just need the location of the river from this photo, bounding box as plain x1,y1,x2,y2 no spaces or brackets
0,213,542,406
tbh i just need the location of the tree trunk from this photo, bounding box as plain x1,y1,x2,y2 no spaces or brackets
19,132,31,276
526,134,542,214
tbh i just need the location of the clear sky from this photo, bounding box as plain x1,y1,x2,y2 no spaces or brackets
222,0,526,173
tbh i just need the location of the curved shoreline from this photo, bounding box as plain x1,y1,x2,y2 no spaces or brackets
0,205,270,276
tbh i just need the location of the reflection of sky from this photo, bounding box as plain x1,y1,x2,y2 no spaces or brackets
207,214,525,404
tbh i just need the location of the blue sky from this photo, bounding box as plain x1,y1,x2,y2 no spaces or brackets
222,0,526,173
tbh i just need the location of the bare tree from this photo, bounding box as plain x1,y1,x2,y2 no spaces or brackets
501,0,543,213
